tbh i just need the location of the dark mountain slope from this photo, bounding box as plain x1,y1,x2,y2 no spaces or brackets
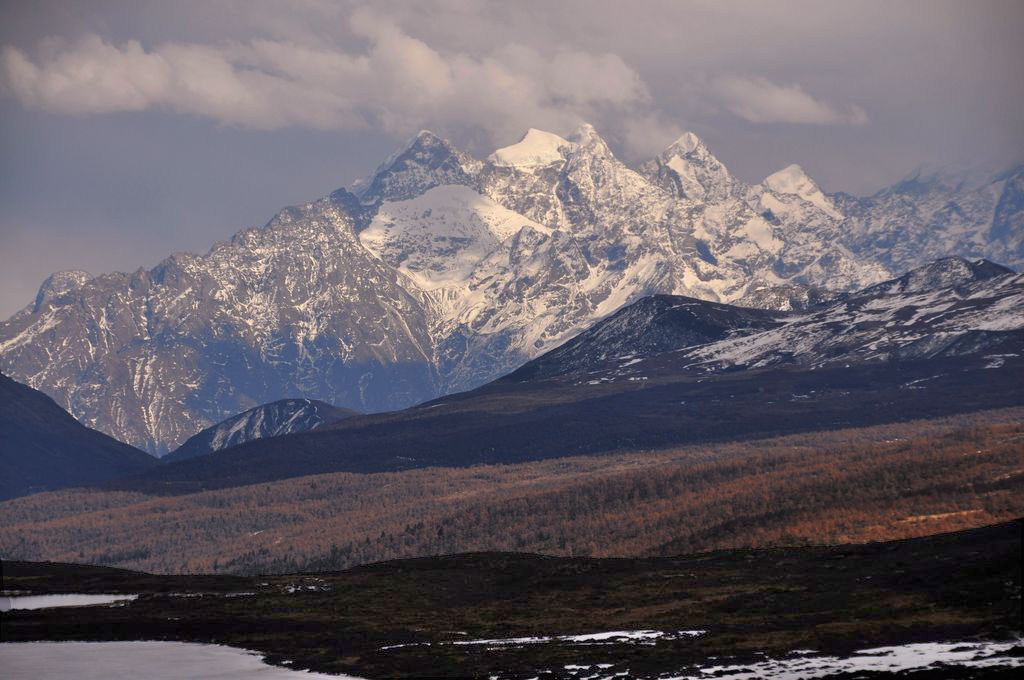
163,398,358,463
112,356,1024,494
0,373,156,500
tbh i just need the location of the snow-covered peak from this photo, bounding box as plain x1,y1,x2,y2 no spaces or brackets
763,164,839,217
365,130,445,178
567,122,612,156
488,129,575,168
394,129,446,157
763,164,814,194
666,131,704,155
883,163,1016,199
641,131,734,200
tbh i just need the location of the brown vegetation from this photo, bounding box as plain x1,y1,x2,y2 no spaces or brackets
1,407,1022,575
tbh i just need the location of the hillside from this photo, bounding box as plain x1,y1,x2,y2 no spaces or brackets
163,398,358,463
0,373,156,500
1,408,1020,575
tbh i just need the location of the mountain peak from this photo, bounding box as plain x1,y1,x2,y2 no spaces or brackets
667,131,704,155
34,270,92,311
164,397,358,463
570,121,598,138
567,122,611,154
763,163,839,217
385,129,455,165
858,256,1016,297
889,162,1007,196
377,129,447,165
352,130,478,202
764,163,812,189
641,130,734,200
488,128,575,168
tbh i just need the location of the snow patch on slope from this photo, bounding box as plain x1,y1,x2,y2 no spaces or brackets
359,185,551,289
489,128,574,167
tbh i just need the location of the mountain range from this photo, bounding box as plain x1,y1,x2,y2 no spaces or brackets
0,124,1020,453
99,257,1023,494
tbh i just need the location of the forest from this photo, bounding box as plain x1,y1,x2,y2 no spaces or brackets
0,407,1021,575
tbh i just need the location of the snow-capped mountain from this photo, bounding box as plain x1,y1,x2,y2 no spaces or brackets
163,398,357,463
0,125,1019,453
835,165,1024,274
121,257,1024,491
531,257,1022,382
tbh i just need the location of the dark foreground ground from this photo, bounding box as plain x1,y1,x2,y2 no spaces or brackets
1,520,1021,679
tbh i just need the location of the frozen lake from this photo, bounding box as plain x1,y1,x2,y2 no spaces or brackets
2,637,1019,679
0,641,367,679
0,594,137,612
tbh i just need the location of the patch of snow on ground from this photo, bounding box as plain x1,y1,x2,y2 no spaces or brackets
382,630,706,652
983,353,1019,369
656,639,1024,680
546,639,1024,679
457,629,706,647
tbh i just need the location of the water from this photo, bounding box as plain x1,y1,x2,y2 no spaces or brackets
0,594,137,612
0,641,366,679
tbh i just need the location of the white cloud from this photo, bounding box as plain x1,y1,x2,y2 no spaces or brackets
0,9,666,154
711,75,868,126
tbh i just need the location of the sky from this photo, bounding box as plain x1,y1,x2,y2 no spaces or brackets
1,0,1022,318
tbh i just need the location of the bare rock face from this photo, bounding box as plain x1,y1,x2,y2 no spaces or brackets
1,125,1019,453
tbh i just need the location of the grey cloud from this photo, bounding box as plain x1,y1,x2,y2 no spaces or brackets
0,8,664,154
711,75,868,126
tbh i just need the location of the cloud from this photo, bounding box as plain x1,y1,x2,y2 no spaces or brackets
711,75,868,126
619,112,685,159
0,10,666,154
